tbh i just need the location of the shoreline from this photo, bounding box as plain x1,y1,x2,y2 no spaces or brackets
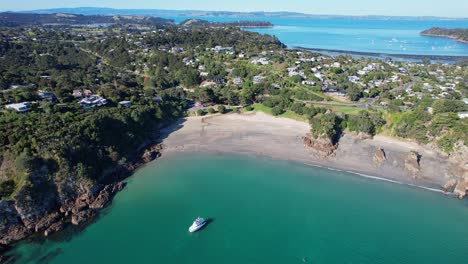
293,46,468,62
420,33,468,44
161,148,452,197
159,112,457,196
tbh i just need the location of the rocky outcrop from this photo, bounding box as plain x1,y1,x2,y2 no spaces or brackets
303,134,338,158
0,201,31,245
0,142,163,246
404,151,421,178
71,209,95,226
89,182,125,209
373,148,387,167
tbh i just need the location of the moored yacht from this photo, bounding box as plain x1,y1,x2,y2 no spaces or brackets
189,217,206,233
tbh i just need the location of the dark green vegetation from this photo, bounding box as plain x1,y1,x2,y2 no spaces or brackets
0,17,284,202
0,12,173,28
421,27,468,43
180,19,273,28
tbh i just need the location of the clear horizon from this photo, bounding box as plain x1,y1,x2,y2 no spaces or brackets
1,0,468,18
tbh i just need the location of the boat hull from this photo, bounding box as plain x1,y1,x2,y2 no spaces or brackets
189,222,206,233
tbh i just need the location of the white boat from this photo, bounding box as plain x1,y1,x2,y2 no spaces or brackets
189,217,206,233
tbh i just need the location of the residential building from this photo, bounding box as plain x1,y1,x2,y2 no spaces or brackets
79,95,107,109
5,102,30,113
119,101,132,108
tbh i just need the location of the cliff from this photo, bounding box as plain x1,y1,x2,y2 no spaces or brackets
421,27,468,43
0,143,164,248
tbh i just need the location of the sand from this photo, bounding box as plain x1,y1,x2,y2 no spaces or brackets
160,112,451,192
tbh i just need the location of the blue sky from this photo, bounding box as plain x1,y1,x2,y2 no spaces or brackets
1,0,467,17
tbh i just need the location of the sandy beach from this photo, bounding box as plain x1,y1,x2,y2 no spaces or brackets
160,112,454,192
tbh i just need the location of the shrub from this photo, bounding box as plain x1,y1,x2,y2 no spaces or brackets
196,109,205,116
217,105,226,114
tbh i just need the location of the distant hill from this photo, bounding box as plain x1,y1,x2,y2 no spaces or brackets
19,7,468,20
0,12,174,28
180,19,273,28
421,27,468,43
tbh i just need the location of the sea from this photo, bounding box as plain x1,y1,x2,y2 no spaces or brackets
7,153,468,264
167,16,468,57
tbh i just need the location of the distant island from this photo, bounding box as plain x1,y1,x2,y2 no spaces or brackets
0,12,174,28
18,7,468,20
421,27,468,43
180,19,273,28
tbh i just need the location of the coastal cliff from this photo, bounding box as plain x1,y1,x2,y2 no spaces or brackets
421,27,468,43
0,143,164,248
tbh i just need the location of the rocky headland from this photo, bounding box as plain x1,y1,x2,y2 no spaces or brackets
0,143,164,253
421,27,468,44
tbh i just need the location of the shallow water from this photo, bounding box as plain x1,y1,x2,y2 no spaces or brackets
168,16,468,56
7,153,468,263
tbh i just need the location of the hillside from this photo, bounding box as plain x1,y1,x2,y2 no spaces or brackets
421,27,468,43
180,19,273,28
0,12,174,28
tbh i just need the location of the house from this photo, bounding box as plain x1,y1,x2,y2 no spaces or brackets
79,95,107,109
83,89,93,97
253,75,265,84
458,112,468,119
72,90,82,98
200,72,209,77
348,76,360,83
302,80,316,86
152,96,163,103
213,77,226,85
5,102,30,113
38,90,56,102
119,101,132,108
233,77,244,85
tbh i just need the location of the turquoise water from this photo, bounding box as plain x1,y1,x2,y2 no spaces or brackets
7,153,468,263
167,16,468,56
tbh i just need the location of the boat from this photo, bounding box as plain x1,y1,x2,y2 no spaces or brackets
189,217,206,233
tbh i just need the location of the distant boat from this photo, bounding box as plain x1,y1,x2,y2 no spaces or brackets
189,217,206,233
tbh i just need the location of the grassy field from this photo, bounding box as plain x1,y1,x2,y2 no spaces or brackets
248,104,309,122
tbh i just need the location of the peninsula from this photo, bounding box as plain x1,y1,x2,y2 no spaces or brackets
421,27,468,43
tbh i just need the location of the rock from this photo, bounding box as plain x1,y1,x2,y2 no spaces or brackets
373,148,387,167
443,179,458,192
454,179,468,199
0,224,32,246
357,132,373,140
44,221,66,237
71,209,95,226
0,201,30,246
34,212,62,232
59,199,75,215
13,169,58,229
303,134,338,158
89,182,125,209
71,199,88,215
405,151,421,178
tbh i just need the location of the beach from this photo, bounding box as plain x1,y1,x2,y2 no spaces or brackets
161,112,453,192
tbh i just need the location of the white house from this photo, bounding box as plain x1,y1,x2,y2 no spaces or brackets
5,102,30,113
79,95,107,109
458,112,468,119
119,101,132,108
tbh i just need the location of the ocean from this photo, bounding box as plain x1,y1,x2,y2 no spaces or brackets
7,153,468,264
167,16,468,57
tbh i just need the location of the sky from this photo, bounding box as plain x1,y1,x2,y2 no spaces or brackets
0,0,467,18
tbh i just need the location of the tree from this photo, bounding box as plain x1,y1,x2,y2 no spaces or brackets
217,105,226,114
432,99,466,114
